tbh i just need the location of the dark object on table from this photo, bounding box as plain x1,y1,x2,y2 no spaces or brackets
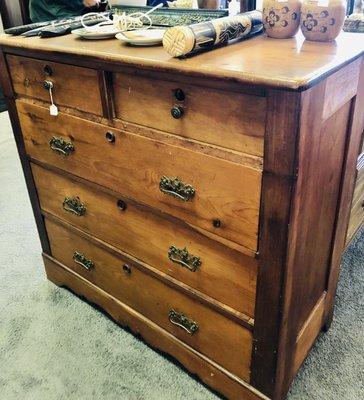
5,12,112,37
38,25,75,38
112,5,228,27
343,14,364,33
5,21,53,35
0,0,31,29
5,1,110,36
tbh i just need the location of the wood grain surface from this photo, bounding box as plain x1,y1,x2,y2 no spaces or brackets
0,32,362,90
1,30,363,400
46,218,253,382
325,58,364,331
113,72,266,156
7,55,103,115
273,80,355,398
32,163,258,318
18,100,262,251
44,254,269,400
251,90,301,397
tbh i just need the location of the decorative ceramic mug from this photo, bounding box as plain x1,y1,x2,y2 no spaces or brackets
263,0,302,38
301,0,346,41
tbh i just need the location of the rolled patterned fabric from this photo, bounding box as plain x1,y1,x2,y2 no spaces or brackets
163,10,263,58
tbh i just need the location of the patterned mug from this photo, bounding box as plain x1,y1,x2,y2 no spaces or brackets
263,0,302,38
301,0,346,41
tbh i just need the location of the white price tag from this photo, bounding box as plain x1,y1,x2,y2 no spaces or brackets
50,104,58,116
46,81,58,116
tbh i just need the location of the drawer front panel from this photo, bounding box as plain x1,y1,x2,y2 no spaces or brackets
113,73,266,156
7,55,102,115
32,164,257,317
45,218,253,381
19,101,262,251
347,164,364,242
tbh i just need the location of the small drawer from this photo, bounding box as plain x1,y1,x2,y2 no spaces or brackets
32,164,257,317
19,100,262,251
113,72,266,156
7,55,102,115
45,218,253,382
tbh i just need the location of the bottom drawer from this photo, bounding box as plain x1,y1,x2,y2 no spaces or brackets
45,218,253,382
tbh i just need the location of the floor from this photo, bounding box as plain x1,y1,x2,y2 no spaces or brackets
0,110,363,400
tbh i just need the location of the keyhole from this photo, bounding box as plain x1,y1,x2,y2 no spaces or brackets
123,264,131,274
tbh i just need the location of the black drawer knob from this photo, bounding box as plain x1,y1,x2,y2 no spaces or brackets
174,88,185,101
105,131,115,143
171,106,184,119
43,80,53,90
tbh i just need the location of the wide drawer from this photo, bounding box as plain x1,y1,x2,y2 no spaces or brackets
19,100,262,251
7,55,102,115
32,164,257,317
45,218,253,382
113,72,266,156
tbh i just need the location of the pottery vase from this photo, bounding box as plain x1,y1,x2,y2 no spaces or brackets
263,0,302,38
301,0,346,41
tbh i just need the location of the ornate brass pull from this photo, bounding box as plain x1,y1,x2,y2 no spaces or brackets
73,251,94,271
168,246,201,272
159,176,195,202
49,137,75,156
63,196,86,216
168,309,199,335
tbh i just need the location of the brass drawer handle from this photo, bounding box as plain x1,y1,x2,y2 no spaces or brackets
73,251,94,271
169,309,199,335
159,176,195,202
63,196,86,216
49,137,75,156
168,245,201,272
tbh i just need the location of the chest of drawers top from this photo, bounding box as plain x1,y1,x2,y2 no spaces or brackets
0,31,363,91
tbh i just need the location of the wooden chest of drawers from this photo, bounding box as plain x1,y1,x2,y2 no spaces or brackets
0,32,363,400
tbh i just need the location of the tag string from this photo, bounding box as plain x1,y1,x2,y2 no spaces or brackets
49,87,54,105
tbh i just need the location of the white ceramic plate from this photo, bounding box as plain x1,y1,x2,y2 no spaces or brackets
71,25,121,40
115,29,165,46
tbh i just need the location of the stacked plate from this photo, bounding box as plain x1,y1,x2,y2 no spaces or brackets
71,26,165,46
115,29,165,46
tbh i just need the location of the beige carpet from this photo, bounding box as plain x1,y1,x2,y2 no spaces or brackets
0,110,363,400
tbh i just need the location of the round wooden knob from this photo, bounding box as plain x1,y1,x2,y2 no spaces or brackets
171,106,184,119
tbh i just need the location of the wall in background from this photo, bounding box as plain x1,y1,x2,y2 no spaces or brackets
0,0,27,29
